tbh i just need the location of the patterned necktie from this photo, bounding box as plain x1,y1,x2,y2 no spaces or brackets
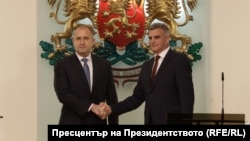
82,58,90,86
151,55,160,83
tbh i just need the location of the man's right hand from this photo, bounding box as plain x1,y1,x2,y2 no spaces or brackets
91,102,112,120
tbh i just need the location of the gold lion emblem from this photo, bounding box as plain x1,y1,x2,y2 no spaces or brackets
48,0,98,52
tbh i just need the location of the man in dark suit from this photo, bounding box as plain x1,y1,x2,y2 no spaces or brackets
54,24,118,124
100,22,194,124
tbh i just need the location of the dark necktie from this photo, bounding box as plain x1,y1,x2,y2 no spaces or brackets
82,58,90,86
151,55,160,83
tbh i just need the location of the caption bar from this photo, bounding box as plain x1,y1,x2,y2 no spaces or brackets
48,125,249,140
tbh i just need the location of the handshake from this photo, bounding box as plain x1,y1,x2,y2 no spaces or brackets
91,102,112,120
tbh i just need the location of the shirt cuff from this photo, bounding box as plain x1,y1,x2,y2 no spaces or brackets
88,103,93,112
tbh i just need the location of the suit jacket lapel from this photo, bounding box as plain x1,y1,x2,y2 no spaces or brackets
148,57,156,88
71,54,90,89
151,49,173,87
91,55,98,92
158,49,173,71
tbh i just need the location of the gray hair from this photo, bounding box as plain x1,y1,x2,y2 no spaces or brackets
148,22,170,35
72,24,96,38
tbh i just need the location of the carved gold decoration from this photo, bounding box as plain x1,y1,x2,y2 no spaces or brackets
144,0,197,60
102,0,139,39
48,0,98,52
46,0,199,61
